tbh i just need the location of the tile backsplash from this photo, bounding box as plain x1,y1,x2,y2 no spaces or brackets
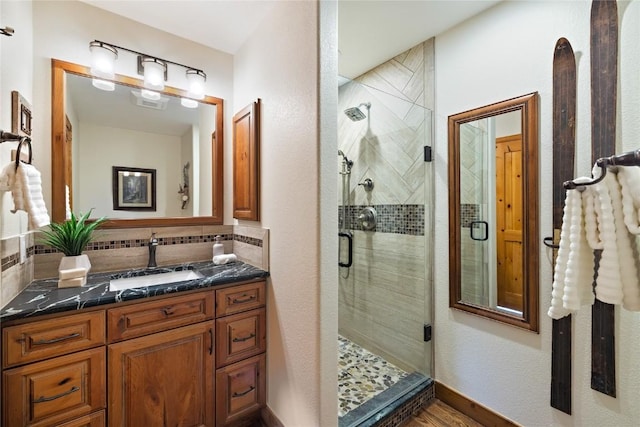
0,224,269,309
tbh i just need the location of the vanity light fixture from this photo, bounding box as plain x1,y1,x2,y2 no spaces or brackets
181,98,199,109
141,57,167,91
87,40,207,109
186,69,206,99
89,41,117,90
141,89,161,101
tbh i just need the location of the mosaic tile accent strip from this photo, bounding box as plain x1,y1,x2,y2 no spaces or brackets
234,234,263,247
374,380,435,427
338,335,409,418
460,203,480,228
2,246,35,270
33,233,261,255
339,204,425,236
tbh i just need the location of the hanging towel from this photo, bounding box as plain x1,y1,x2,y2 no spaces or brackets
2,162,51,230
584,164,640,309
617,165,640,234
548,177,595,319
0,162,15,192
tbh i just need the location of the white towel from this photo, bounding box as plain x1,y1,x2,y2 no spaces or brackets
0,162,15,192
617,166,640,234
3,162,51,230
584,164,640,309
213,254,238,265
548,177,595,319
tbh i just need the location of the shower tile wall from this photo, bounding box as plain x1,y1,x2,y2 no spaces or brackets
338,39,434,374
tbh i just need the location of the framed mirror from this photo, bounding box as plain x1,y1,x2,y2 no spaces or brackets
51,59,224,227
448,92,539,332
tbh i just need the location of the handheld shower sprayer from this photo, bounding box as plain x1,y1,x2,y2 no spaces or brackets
338,150,353,175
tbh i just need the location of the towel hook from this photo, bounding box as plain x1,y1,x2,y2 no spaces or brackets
14,136,33,171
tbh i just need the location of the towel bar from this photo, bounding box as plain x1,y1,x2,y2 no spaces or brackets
564,148,640,190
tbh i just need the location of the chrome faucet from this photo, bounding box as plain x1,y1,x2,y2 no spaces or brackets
148,233,158,268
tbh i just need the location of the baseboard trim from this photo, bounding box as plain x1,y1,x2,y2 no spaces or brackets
261,405,284,427
435,381,521,427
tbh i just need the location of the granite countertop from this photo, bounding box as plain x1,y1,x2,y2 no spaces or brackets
0,261,269,322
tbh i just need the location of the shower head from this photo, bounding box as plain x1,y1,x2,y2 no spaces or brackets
344,102,371,121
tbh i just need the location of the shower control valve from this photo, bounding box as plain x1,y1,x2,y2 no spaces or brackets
358,178,374,192
358,207,377,231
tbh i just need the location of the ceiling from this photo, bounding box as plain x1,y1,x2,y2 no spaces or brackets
83,0,502,79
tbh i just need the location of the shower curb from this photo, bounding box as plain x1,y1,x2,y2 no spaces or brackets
338,373,434,427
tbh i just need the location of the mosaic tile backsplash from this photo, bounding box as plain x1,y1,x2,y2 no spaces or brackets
33,233,254,255
339,204,425,236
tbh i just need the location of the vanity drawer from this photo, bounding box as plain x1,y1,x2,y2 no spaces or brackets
216,281,266,316
216,308,266,367
2,347,106,427
107,291,214,342
56,410,105,427
3,311,106,368
215,354,266,426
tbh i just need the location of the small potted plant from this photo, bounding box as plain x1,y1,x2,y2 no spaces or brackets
40,211,107,287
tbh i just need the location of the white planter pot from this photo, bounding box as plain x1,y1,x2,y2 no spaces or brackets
58,254,91,288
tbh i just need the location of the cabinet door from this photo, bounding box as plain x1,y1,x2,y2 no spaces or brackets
108,322,215,427
232,99,260,220
3,347,105,427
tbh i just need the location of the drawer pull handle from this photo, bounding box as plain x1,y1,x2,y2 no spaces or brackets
162,307,174,316
232,333,256,343
209,329,214,355
232,386,255,398
33,333,81,345
33,386,80,403
232,294,256,304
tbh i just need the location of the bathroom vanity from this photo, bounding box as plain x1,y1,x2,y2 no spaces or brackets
0,261,268,427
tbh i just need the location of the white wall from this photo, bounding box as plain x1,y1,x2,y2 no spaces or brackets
434,1,640,426
233,1,339,425
1,0,33,238
76,123,182,218
30,0,234,223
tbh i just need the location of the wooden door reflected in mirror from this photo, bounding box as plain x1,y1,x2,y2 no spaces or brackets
448,93,539,332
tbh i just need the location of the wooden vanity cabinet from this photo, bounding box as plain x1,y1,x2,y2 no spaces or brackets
1,279,267,427
2,311,106,427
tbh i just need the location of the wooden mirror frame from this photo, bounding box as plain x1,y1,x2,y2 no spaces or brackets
51,59,224,227
448,92,539,332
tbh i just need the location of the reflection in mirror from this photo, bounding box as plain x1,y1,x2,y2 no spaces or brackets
51,59,224,227
448,93,539,332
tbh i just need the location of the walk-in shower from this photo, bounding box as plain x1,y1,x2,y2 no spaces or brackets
337,75,434,426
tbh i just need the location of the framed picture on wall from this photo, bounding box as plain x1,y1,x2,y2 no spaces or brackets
112,166,156,211
11,91,32,137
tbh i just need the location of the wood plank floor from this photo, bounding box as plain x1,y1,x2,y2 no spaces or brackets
403,399,484,427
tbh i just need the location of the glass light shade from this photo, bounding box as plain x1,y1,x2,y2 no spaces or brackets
186,69,206,100
89,42,117,79
142,57,166,91
141,89,161,101
92,78,115,91
181,98,198,109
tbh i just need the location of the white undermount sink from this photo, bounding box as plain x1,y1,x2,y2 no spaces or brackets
109,269,204,292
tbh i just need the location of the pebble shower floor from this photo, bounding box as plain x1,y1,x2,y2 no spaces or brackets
338,335,409,417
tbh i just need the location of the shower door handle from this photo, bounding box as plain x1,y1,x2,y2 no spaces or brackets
339,232,353,268
469,221,489,241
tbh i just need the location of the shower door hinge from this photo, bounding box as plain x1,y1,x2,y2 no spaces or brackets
423,324,432,342
424,146,432,162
